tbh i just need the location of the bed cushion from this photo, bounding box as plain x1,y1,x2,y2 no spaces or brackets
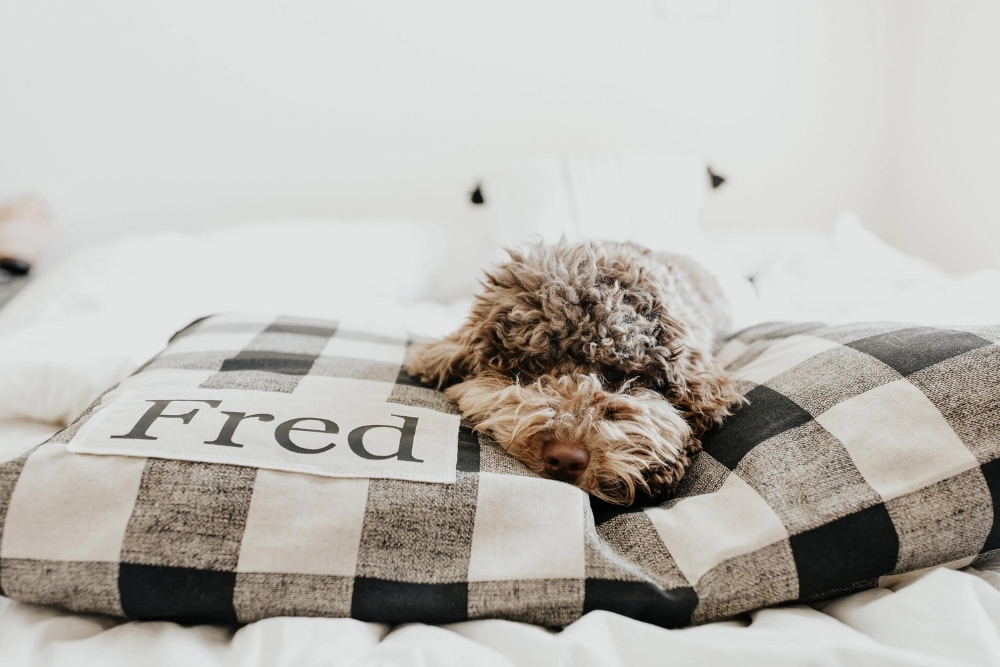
1,315,999,627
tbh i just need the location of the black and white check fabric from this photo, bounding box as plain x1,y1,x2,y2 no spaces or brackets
1,315,998,627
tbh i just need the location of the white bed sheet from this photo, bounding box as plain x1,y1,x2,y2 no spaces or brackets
2,555,1000,666
4,216,1000,666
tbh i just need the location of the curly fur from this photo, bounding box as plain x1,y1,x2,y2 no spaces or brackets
406,239,742,505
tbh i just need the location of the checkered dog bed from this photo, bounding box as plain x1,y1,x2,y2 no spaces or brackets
0,315,998,627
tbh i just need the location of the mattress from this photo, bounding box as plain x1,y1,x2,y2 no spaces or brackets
3,219,1000,665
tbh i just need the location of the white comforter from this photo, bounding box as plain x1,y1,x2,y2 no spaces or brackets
3,216,1000,666
3,567,1000,666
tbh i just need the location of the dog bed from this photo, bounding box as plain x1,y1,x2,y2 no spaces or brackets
0,315,997,627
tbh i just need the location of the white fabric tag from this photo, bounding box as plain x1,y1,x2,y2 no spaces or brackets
67,389,460,484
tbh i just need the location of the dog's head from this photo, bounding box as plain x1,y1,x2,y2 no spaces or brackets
406,240,738,504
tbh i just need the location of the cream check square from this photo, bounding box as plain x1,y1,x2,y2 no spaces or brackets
320,337,406,364
645,473,789,585
467,473,586,581
292,375,396,402
736,335,840,384
816,379,979,501
1,443,146,561
237,470,369,576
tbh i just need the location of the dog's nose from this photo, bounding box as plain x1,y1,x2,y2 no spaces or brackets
542,441,591,481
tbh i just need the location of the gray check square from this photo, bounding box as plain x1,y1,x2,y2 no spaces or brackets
583,514,648,582
388,383,461,414
764,346,901,417
0,559,122,616
0,453,28,542
692,540,798,623
468,579,584,626
478,438,536,477
596,511,691,590
121,460,257,570
233,572,353,622
308,356,401,382
735,420,883,535
885,467,993,573
264,322,338,338
200,369,303,393
670,450,732,502
908,344,1000,464
354,472,478,584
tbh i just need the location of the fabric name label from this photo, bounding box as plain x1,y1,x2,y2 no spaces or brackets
67,389,461,484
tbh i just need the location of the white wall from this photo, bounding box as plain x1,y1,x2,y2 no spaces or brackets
3,0,994,271
0,1,902,241
886,0,1000,272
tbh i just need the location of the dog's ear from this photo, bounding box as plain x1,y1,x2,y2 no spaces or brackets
404,332,478,389
663,348,743,435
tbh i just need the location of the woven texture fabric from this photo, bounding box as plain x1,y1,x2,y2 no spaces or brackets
1,315,999,627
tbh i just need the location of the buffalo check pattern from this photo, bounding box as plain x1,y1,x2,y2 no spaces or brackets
2,315,1000,627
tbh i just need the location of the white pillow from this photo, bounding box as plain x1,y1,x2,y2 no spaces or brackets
0,219,456,424
481,153,757,331
707,212,967,326
481,153,708,254
0,219,446,330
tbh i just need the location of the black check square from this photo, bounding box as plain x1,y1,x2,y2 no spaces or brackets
351,578,468,624
701,385,813,470
583,580,697,629
264,322,338,338
980,458,1000,553
848,327,991,376
456,426,481,473
119,564,238,624
789,504,899,599
220,351,317,375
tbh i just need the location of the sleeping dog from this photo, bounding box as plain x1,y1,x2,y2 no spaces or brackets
405,240,742,506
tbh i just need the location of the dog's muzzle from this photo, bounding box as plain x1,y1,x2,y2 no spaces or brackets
541,441,590,482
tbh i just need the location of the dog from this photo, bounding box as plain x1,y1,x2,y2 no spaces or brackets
405,239,742,505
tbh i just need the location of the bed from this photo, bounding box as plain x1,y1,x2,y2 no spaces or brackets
2,216,1000,666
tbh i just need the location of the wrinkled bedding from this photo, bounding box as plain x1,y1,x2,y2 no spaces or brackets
4,216,1000,665
2,566,1000,666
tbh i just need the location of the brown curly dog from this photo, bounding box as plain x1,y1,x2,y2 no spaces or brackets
405,240,742,505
